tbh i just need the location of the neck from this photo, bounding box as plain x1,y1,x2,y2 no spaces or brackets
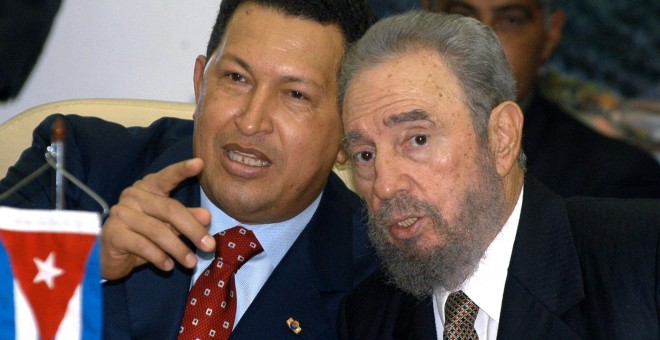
500,166,525,227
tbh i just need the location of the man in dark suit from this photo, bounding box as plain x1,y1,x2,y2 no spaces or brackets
0,0,378,338
435,0,660,198
338,11,659,338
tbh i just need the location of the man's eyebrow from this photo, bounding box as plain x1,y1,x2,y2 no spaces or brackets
281,75,324,92
384,109,433,126
221,54,323,91
223,54,252,73
493,4,534,18
341,110,433,150
341,131,362,151
445,1,477,13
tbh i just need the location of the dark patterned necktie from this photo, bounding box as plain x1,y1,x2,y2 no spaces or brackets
179,226,263,340
443,290,479,340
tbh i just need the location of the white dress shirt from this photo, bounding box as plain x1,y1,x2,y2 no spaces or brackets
433,187,523,339
194,189,322,327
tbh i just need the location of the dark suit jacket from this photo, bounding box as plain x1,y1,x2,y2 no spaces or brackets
338,178,660,339
0,114,378,339
522,92,660,198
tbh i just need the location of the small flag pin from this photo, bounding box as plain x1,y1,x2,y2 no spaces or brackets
287,317,302,334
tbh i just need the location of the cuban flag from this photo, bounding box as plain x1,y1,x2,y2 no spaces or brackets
0,207,101,340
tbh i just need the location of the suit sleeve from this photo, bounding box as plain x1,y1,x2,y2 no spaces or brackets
0,114,62,208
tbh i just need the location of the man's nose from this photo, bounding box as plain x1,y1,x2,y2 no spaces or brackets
371,151,412,203
235,89,275,135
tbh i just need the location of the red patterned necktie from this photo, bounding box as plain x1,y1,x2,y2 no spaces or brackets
179,226,263,340
443,290,479,340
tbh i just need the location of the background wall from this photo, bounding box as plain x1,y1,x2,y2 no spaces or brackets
0,1,221,124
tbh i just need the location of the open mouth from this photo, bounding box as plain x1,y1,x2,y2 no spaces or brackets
396,217,418,228
227,149,271,167
388,215,424,242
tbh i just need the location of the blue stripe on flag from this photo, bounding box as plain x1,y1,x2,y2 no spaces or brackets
0,240,15,340
81,239,102,340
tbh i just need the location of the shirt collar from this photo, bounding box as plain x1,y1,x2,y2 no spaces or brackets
435,186,524,324
200,189,322,269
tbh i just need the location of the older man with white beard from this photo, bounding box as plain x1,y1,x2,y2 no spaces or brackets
337,11,660,339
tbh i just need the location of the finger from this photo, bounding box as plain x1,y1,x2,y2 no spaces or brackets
131,209,198,269
117,191,203,265
104,202,198,274
101,223,174,280
188,207,215,252
135,158,204,196
121,186,213,253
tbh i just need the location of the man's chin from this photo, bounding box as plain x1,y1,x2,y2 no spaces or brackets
377,235,483,298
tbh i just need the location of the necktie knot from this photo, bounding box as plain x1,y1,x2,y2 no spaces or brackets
443,290,479,340
214,226,263,267
179,226,263,340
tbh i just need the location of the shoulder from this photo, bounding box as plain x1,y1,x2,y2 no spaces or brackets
30,114,193,154
564,197,660,281
313,172,378,286
344,270,410,307
565,197,660,241
342,269,408,318
528,95,657,166
54,114,192,140
1,114,194,209
524,95,660,198
339,270,434,339
562,197,660,332
324,172,364,210
318,172,368,240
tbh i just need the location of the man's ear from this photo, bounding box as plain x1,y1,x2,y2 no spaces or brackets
488,101,524,176
193,55,207,101
541,10,566,62
336,149,348,164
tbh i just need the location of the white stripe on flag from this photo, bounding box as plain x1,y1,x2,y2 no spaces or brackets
14,280,37,340
0,207,99,234
57,286,82,340
13,280,83,340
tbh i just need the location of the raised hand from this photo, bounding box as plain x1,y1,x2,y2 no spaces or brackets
101,158,215,280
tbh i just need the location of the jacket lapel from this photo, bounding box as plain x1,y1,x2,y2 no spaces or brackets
232,174,366,339
497,178,584,339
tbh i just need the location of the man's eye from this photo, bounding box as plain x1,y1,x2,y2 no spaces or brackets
354,151,374,163
412,135,428,146
229,73,245,82
495,14,528,31
289,90,308,100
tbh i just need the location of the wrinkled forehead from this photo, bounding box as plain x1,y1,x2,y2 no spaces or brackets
342,49,464,123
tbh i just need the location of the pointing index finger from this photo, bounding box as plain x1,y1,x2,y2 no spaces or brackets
138,158,204,195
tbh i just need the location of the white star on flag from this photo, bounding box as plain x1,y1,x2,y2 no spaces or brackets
33,252,65,289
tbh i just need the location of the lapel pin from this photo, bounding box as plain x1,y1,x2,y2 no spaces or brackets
286,317,302,335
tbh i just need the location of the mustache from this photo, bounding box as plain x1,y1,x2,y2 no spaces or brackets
368,193,445,231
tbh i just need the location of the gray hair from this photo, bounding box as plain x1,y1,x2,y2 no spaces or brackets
339,11,524,166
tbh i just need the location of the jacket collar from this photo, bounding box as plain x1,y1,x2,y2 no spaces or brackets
497,177,584,339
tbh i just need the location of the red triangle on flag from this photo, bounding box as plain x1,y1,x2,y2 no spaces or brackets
0,230,97,340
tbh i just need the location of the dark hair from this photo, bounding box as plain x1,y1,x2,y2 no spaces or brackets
205,0,377,57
